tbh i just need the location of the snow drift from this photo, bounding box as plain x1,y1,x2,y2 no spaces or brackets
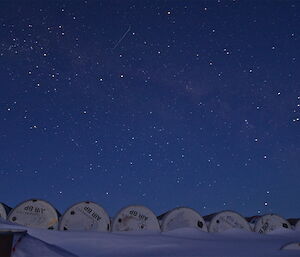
1,218,300,257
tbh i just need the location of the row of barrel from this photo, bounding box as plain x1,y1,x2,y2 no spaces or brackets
1,199,299,234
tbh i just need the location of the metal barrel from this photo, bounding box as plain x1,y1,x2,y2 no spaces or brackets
204,210,252,232
253,214,291,233
8,199,60,230
112,205,160,232
159,207,207,232
58,201,110,232
0,203,12,220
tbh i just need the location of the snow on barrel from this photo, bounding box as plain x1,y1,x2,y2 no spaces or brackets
253,214,291,233
8,199,59,230
205,210,251,232
59,201,110,232
0,203,11,220
159,207,208,232
112,205,160,232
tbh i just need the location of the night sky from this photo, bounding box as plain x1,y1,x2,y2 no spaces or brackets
0,0,299,218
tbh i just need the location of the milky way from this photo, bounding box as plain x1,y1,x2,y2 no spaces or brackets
0,0,299,217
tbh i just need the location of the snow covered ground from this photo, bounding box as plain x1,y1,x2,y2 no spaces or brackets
1,219,300,257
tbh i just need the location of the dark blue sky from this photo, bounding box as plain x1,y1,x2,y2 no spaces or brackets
0,0,299,218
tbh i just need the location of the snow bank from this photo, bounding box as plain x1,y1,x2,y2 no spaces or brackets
12,234,77,257
1,220,300,257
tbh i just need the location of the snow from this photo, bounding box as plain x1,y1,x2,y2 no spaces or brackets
1,218,300,257
12,234,77,257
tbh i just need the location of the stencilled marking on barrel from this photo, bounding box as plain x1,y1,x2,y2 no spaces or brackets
129,210,149,221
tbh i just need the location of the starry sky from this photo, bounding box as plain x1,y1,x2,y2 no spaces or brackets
0,0,299,218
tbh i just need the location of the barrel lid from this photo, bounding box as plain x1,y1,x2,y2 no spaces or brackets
208,210,251,232
8,199,59,230
160,207,207,232
59,201,110,232
254,214,291,233
112,205,160,232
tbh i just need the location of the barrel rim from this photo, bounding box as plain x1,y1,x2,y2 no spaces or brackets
159,206,204,218
113,204,158,218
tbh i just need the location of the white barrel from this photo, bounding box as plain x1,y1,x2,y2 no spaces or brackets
253,214,291,233
280,242,300,250
159,207,208,232
0,203,11,220
8,199,59,229
59,201,110,232
206,210,251,232
112,205,160,232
